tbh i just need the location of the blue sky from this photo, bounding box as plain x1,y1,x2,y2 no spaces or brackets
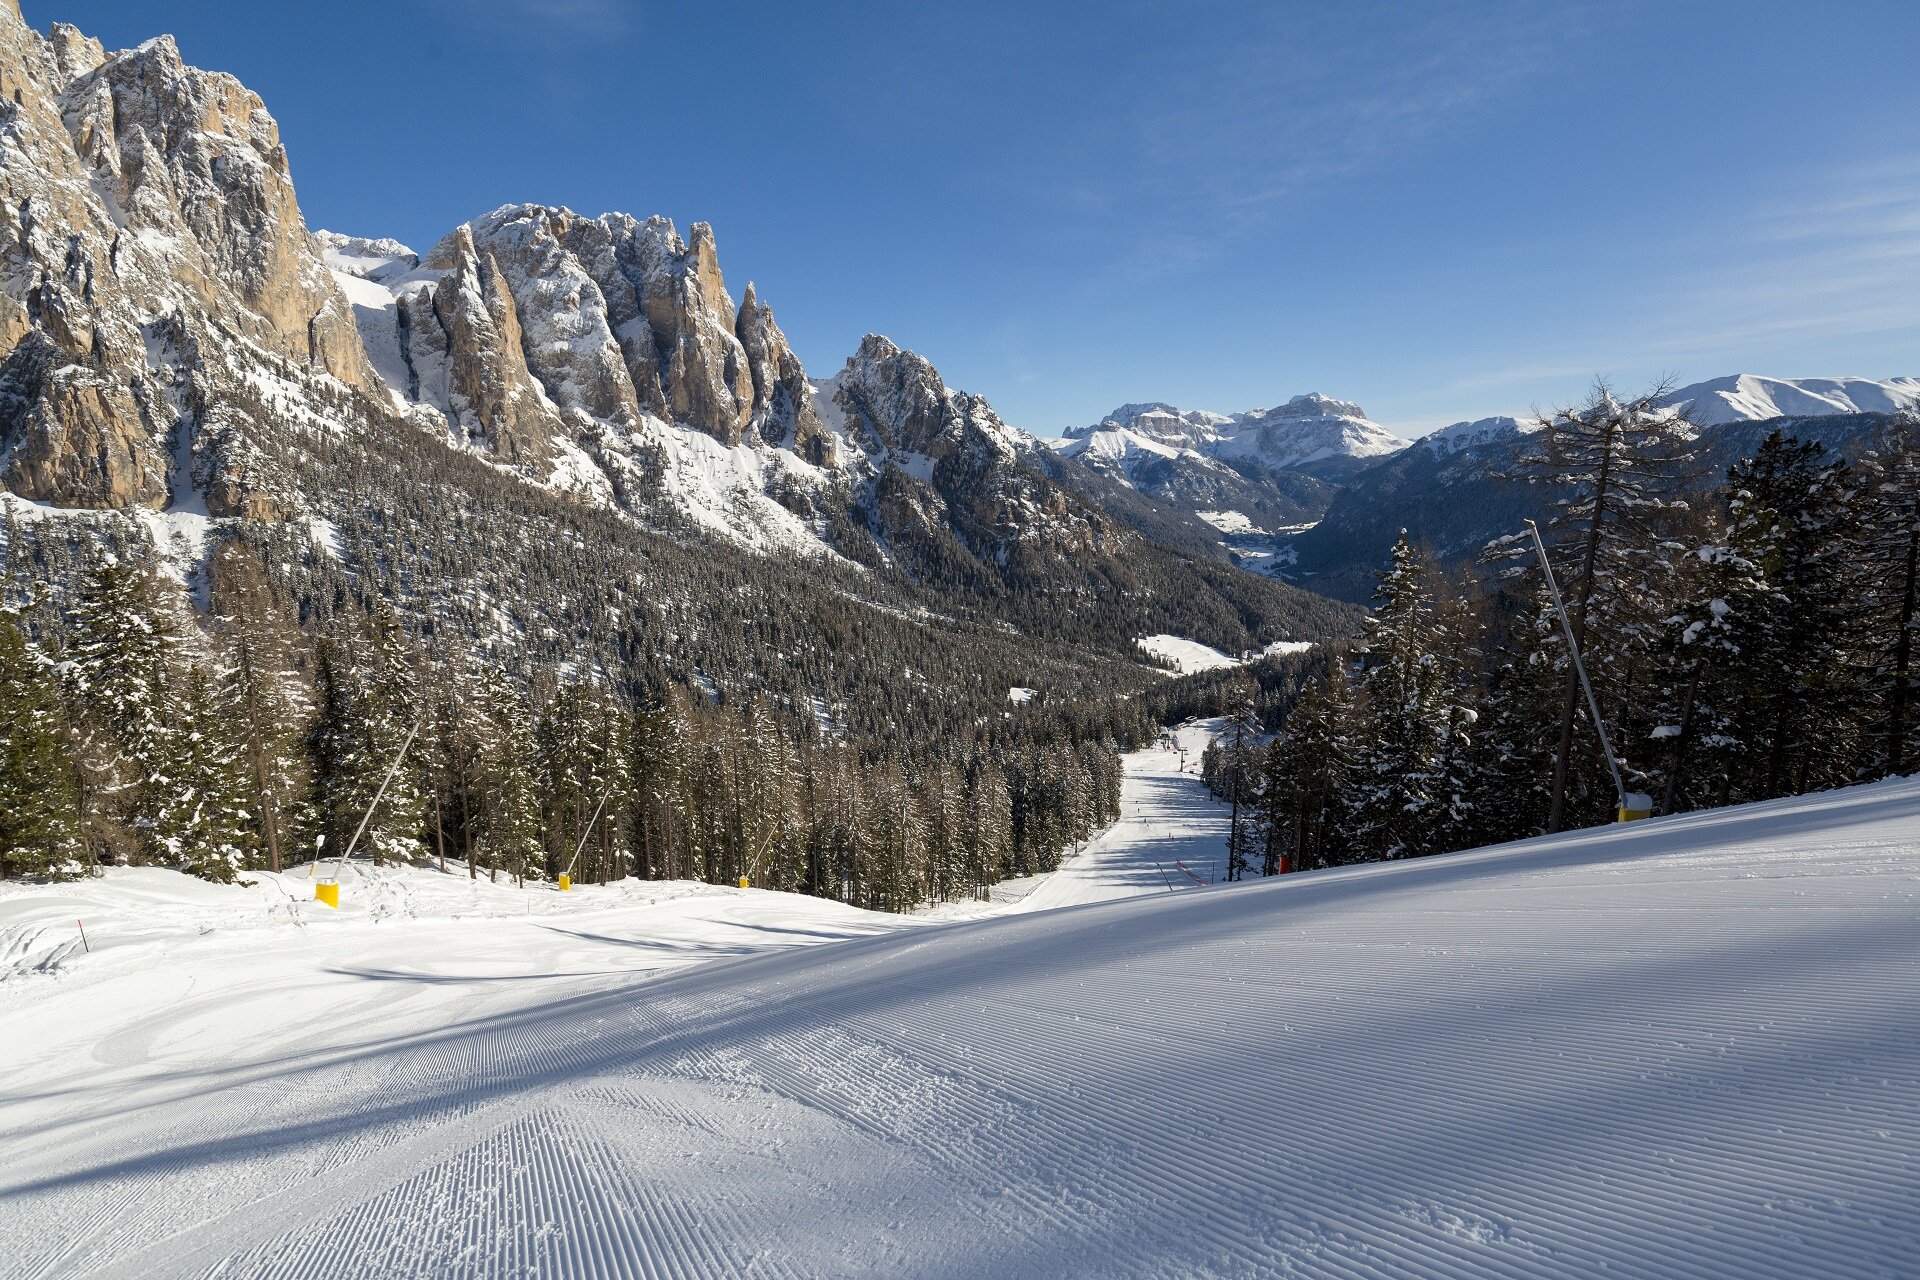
44,0,1920,436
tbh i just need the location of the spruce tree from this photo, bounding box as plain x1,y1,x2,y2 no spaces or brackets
1269,658,1359,870
1348,535,1460,860
0,616,85,878
166,667,258,882
313,611,426,867
208,546,313,872
64,555,183,865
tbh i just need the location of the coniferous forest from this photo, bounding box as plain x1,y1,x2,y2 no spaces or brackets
1199,394,1920,875
0,521,1148,905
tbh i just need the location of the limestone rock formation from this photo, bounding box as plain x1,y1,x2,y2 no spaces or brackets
403,226,559,466
736,282,830,465
0,5,375,512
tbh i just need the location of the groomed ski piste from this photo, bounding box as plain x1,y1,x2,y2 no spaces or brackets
3,719,1918,1278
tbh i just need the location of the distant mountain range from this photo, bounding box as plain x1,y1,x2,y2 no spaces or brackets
1045,375,1918,601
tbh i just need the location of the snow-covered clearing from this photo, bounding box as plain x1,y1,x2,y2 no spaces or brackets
1135,633,1242,672
5,736,1920,1276
1135,634,1315,674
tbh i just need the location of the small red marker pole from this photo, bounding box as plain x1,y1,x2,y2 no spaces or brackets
76,919,91,953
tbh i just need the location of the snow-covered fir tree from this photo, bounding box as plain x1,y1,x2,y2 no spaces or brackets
63,556,186,866
1347,534,1468,860
0,613,84,877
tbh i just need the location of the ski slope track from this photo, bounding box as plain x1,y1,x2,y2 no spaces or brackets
4,754,1920,1276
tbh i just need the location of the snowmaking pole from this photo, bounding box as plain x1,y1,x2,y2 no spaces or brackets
317,717,423,906
1523,520,1648,822
558,786,617,892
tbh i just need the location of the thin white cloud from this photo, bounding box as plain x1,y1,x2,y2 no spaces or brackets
422,0,632,42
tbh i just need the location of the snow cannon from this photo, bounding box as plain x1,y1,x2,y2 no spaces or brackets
738,876,750,889
1617,792,1653,823
315,882,340,908
558,874,572,892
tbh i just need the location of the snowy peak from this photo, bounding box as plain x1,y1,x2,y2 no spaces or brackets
824,333,1018,463
1416,415,1531,456
1215,394,1407,470
1661,374,1920,426
1054,425,1192,466
1067,402,1234,451
1062,393,1408,473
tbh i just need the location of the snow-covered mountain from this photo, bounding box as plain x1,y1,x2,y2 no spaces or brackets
1414,415,1531,456
1661,374,1920,426
1060,393,1407,476
1208,394,1409,471
1049,393,1403,545
0,7,1351,687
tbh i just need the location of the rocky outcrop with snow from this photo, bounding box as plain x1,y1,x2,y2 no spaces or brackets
1210,394,1408,471
1416,415,1530,455
821,334,1124,569
1080,402,1234,451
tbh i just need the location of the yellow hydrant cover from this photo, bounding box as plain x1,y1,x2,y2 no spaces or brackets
558,874,571,891
315,882,339,908
738,876,750,889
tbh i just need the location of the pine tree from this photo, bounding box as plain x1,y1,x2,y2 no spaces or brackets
1468,591,1569,842
1220,692,1260,882
208,546,313,872
1646,537,1766,813
630,696,687,880
165,666,258,882
1348,535,1461,860
0,615,85,878
312,610,425,866
1269,658,1360,870
477,671,542,885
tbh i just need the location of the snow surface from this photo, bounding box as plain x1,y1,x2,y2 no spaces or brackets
1663,373,1920,425
1011,720,1230,909
1195,509,1265,535
5,745,1920,1275
1135,633,1242,673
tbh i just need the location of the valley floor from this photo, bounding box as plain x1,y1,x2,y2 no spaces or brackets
3,728,1918,1277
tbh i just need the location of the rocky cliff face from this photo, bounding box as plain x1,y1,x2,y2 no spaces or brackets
400,225,561,467
737,282,831,465
0,7,375,513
